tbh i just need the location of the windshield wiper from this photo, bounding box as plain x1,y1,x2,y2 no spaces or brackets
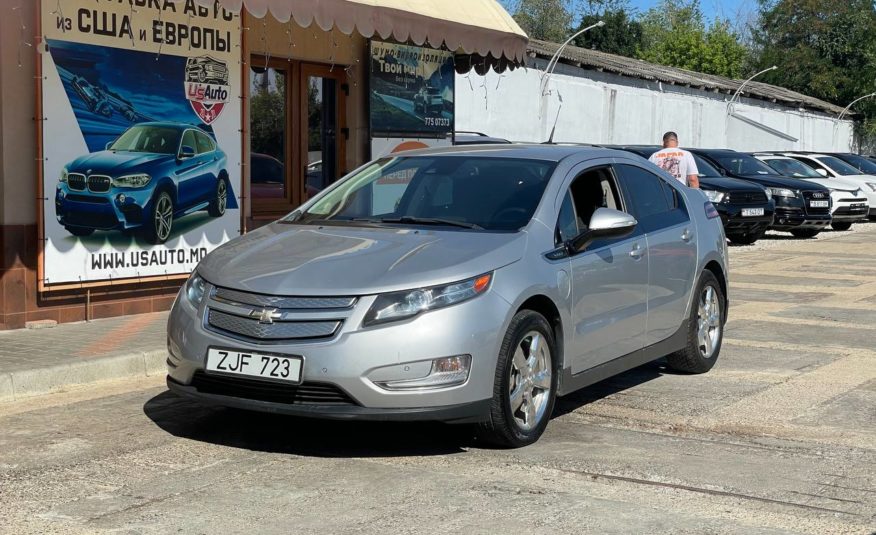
379,216,483,230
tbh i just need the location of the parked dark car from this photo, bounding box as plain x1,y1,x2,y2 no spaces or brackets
611,146,775,244
451,131,512,146
56,122,229,244
689,149,832,238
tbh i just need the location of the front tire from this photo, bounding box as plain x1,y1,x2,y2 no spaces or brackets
666,270,725,374
727,229,765,245
145,191,174,245
478,310,558,448
208,177,227,217
831,221,853,231
790,228,820,238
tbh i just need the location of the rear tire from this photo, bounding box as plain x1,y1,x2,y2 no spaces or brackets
727,229,764,245
831,221,853,231
208,177,228,217
790,228,820,238
666,270,725,374
478,310,558,448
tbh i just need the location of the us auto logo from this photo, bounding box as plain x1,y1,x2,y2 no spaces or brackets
184,55,230,125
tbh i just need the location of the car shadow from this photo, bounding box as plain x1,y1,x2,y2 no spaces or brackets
143,361,668,457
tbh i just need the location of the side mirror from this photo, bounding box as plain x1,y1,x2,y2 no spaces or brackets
179,145,196,160
569,208,638,253
105,140,116,150
816,168,828,177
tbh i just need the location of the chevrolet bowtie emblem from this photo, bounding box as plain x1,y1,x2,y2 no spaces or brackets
252,308,281,324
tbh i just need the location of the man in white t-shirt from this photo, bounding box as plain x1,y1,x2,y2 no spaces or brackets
648,132,700,188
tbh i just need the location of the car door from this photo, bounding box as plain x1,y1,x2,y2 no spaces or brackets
175,129,212,209
560,164,649,375
614,163,698,345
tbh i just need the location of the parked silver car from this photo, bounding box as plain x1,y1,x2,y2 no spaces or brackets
167,145,729,447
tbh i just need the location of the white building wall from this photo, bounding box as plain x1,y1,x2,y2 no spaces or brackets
456,60,854,152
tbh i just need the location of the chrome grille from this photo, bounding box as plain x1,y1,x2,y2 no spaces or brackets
213,287,356,310
88,175,112,193
191,372,357,406
67,173,86,191
207,309,340,341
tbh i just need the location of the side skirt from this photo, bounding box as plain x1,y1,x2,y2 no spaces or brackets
557,320,689,396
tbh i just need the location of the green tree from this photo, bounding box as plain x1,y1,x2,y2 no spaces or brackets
573,0,644,57
511,0,574,42
637,0,748,78
752,0,876,137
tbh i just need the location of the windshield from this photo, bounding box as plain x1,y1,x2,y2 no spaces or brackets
762,158,822,178
109,126,181,154
713,154,776,176
818,156,865,176
692,155,722,177
836,154,876,174
291,156,557,231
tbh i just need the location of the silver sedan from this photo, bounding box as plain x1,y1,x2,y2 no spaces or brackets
166,145,729,447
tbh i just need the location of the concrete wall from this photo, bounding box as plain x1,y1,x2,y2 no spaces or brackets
456,58,855,152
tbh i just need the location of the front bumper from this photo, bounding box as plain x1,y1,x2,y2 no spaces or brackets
166,286,510,421
770,206,832,230
718,202,775,237
55,184,152,231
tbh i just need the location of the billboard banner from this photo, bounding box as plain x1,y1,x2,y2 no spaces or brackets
371,137,452,159
370,41,454,137
39,1,241,286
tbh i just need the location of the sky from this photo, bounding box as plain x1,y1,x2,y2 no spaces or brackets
501,0,759,24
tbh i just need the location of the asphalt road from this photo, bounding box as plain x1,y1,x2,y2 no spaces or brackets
2,225,875,534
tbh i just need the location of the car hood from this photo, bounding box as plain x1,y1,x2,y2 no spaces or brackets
65,150,173,175
734,174,828,190
699,176,765,191
799,178,860,192
198,223,527,295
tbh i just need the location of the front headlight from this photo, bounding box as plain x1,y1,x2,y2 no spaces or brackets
184,272,207,308
703,189,725,203
363,273,492,327
112,173,152,188
60,167,69,183
768,187,799,198
866,182,876,192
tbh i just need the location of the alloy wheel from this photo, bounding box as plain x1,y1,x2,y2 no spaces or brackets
154,195,173,241
697,285,722,359
508,331,552,432
217,180,227,214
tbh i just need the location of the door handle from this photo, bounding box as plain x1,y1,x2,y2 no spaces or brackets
629,243,644,260
681,228,694,242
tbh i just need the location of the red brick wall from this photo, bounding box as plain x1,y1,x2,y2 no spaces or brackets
0,224,181,330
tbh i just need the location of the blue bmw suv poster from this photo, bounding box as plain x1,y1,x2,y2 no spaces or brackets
39,1,241,286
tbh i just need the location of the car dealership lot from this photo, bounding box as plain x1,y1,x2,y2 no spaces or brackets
1,225,875,534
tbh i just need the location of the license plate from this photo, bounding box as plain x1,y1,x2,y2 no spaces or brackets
810,200,829,208
206,348,302,384
741,208,764,217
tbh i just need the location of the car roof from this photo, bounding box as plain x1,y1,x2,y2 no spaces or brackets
394,144,635,162
133,121,201,131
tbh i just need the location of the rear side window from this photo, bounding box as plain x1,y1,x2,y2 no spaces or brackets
615,164,688,232
195,131,215,154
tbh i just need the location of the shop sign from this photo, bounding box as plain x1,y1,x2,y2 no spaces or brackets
369,41,455,137
39,0,241,286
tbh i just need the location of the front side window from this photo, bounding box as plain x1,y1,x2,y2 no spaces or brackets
836,153,876,174
180,130,197,154
292,156,557,231
816,156,861,176
615,164,688,232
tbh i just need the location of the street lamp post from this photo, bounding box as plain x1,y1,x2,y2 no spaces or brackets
727,65,778,113
838,92,876,121
539,20,605,96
